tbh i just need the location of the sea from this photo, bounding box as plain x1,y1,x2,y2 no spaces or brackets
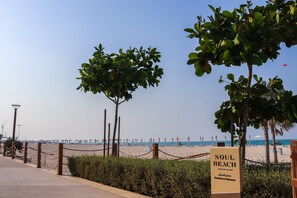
29,138,295,146
122,139,294,147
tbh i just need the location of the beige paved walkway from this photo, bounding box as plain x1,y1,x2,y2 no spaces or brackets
0,156,149,198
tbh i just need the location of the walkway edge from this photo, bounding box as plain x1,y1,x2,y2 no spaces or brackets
12,157,150,198
63,176,150,198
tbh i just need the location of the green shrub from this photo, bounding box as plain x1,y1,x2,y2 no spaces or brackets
68,156,291,198
242,164,292,198
4,139,23,151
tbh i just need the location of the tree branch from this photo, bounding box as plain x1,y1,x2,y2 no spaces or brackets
119,100,126,105
103,92,116,104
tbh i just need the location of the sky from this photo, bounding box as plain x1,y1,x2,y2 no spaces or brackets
0,0,296,142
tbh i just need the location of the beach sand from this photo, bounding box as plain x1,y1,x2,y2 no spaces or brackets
13,143,291,175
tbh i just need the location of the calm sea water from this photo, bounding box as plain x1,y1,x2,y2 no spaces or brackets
122,139,294,147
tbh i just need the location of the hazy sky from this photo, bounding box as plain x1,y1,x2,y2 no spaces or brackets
0,0,296,141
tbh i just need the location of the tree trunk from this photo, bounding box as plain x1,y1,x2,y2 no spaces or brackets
269,119,278,163
263,120,270,164
230,112,234,147
240,64,253,164
112,99,119,156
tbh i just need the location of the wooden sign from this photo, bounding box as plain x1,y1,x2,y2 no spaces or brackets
291,140,297,198
210,147,242,198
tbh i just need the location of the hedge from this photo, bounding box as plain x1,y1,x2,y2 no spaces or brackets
68,156,291,198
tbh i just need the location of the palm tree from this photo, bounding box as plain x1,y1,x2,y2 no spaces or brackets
269,118,294,163
262,120,270,164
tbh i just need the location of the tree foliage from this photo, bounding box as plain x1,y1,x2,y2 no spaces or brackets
215,74,297,164
215,75,297,134
77,44,163,155
185,0,297,76
185,0,297,161
77,44,163,103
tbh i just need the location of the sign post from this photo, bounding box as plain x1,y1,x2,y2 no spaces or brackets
290,140,297,198
211,147,242,198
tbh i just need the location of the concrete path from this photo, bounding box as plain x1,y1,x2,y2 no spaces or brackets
0,156,148,198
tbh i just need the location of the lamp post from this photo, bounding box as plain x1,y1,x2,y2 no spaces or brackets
12,104,21,141
11,104,21,159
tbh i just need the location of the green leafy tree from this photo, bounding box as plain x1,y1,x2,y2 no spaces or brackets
273,0,297,47
215,75,273,148
77,44,163,156
216,74,247,146
185,0,297,162
216,74,297,164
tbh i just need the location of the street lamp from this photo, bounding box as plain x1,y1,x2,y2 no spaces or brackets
11,104,20,159
12,104,21,141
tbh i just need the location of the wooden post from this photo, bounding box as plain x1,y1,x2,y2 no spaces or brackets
107,123,110,156
3,144,6,156
57,143,63,175
113,143,118,157
290,140,297,198
11,141,15,159
103,109,106,158
152,143,159,159
23,142,28,163
117,116,120,158
37,143,41,168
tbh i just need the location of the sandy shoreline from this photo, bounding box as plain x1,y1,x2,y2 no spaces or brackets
11,143,291,175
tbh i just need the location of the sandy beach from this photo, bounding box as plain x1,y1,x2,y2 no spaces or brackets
12,143,291,175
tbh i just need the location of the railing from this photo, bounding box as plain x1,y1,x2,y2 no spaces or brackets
0,142,292,176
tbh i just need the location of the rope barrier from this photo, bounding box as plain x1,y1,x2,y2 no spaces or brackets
41,150,55,156
158,149,186,158
5,146,13,151
119,150,152,158
158,149,210,160
174,153,210,160
63,147,105,152
13,145,23,153
44,149,58,154
16,152,24,156
28,147,37,151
